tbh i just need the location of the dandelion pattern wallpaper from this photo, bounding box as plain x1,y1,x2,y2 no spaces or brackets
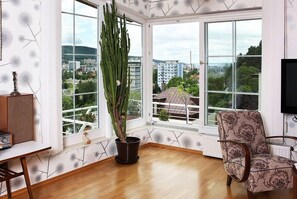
117,0,262,18
3,0,297,196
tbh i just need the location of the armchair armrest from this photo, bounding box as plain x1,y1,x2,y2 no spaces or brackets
218,139,251,183
266,135,297,141
266,136,297,150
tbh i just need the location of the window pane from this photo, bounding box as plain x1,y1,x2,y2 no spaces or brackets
152,22,199,126
127,20,143,120
75,93,97,108
62,14,74,50
75,16,98,48
236,57,261,93
205,19,262,127
73,55,98,94
62,0,99,135
62,0,73,13
207,93,232,125
75,1,97,18
62,95,74,134
62,63,74,92
235,94,258,110
207,57,232,92
208,93,232,109
206,110,220,126
75,100,98,129
236,20,262,55
127,21,142,57
207,22,232,56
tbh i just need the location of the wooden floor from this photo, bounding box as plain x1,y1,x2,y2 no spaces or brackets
10,145,293,199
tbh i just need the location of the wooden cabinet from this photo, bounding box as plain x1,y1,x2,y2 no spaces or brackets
0,94,34,144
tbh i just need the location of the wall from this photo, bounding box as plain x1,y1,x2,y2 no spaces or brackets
117,0,261,18
0,0,42,142
285,0,297,137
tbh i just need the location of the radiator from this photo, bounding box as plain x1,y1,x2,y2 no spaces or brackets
202,135,222,158
269,144,291,159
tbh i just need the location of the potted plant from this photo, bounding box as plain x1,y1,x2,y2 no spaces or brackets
100,0,140,164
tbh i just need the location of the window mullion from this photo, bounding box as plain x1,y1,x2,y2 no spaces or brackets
232,20,236,109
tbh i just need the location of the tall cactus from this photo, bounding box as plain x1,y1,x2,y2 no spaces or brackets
100,0,131,143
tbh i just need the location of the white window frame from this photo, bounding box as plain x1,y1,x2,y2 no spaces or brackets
147,16,201,131
144,10,263,135
41,0,147,150
199,9,262,136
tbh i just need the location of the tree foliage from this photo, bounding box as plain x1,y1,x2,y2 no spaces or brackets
207,40,262,109
166,69,199,96
153,69,161,94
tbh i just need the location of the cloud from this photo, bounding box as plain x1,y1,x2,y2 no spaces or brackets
153,22,199,63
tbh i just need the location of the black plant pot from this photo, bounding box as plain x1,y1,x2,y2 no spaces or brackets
115,136,140,164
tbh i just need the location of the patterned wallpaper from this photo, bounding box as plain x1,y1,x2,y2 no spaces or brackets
117,0,262,18
0,0,42,141
285,0,297,137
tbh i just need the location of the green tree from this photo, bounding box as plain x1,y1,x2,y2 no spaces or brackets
75,81,97,107
207,40,261,109
62,95,73,110
153,69,161,94
166,71,199,96
167,77,183,88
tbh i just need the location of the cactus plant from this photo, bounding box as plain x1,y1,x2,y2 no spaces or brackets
100,0,131,143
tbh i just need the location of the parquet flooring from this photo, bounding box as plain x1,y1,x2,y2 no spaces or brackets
10,145,293,199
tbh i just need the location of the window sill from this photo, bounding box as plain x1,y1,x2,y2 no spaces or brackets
62,124,149,152
62,136,111,153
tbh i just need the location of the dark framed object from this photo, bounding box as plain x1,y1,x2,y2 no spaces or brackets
281,59,297,114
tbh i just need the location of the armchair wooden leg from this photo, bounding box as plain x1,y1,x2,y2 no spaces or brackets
227,175,232,186
246,189,253,199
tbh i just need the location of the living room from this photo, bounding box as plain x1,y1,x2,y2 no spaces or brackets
0,0,297,198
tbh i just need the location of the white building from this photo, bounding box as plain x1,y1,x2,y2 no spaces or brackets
128,56,142,92
68,61,81,71
157,60,183,89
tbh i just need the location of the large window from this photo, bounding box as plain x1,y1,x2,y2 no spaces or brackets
61,0,99,135
205,19,262,125
126,20,143,121
152,22,199,127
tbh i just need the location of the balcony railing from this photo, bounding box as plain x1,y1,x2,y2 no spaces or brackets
152,101,199,126
62,106,98,135
62,100,200,135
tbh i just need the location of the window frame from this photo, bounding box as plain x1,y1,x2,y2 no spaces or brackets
147,17,200,131
199,9,262,135
61,0,101,137
41,0,147,150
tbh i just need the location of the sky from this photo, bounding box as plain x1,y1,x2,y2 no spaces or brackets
153,19,262,65
153,22,199,64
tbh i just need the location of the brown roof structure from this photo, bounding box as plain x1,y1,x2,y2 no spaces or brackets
153,87,199,120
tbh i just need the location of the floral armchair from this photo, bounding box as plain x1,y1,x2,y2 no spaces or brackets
216,110,297,199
